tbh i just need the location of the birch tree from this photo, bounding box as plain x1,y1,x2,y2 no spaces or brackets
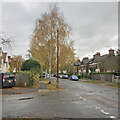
30,4,75,76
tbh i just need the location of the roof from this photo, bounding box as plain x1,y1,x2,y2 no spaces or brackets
82,58,93,65
74,61,81,66
93,54,109,63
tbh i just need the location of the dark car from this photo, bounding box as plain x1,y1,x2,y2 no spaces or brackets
41,72,47,78
0,73,16,89
62,74,69,79
70,75,78,81
53,74,57,77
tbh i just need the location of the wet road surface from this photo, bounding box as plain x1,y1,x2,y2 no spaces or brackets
2,78,119,119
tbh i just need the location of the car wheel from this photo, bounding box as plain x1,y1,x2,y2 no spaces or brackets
9,86,12,88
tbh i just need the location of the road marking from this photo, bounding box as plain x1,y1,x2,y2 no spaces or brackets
80,96,86,100
110,116,117,119
101,110,110,115
97,107,116,119
96,107,101,109
74,101,79,103
64,89,87,100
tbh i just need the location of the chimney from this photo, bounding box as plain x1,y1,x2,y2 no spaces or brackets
93,52,101,58
109,49,114,56
83,57,88,61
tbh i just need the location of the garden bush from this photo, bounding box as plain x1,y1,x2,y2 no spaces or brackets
32,74,40,87
80,73,91,79
77,75,81,79
21,59,40,71
16,68,41,87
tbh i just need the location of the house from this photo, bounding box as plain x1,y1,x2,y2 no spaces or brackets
74,60,81,74
90,52,109,72
0,47,10,73
80,57,92,73
79,49,118,74
91,49,117,72
98,49,118,72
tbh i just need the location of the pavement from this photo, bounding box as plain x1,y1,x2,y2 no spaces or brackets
2,78,119,119
2,87,39,95
2,82,48,95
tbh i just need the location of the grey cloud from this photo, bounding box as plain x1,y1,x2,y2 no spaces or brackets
2,2,118,60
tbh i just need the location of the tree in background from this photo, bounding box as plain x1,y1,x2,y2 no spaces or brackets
59,42,76,74
9,55,24,72
29,4,75,75
0,32,14,68
0,32,13,46
21,59,40,71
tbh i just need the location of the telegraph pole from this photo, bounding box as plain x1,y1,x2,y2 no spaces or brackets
56,29,59,88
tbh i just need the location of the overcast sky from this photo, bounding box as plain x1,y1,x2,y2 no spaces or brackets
0,1,118,60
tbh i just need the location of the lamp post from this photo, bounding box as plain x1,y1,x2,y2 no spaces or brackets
56,29,59,88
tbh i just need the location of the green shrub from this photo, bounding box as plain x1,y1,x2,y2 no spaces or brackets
93,72,120,75
17,69,41,87
80,73,91,79
26,74,33,87
82,73,87,78
32,74,40,87
87,74,91,79
30,67,42,75
21,59,40,71
77,75,81,79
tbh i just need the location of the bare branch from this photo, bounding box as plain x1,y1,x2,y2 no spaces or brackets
0,32,14,46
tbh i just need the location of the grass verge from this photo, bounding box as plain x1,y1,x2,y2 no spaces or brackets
105,83,120,88
47,82,64,90
40,78,64,90
82,80,106,84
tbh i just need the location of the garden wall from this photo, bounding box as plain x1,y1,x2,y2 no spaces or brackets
91,73,120,83
15,73,31,86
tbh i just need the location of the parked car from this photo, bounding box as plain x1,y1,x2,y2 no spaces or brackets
59,74,63,78
62,74,69,79
41,73,46,78
0,72,16,88
70,75,78,81
51,74,54,77
53,74,57,77
46,74,50,77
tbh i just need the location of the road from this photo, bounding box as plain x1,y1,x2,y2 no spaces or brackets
2,78,119,119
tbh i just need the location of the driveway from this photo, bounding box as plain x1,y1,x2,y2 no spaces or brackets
2,78,119,119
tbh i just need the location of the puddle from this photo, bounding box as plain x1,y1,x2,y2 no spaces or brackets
41,94,45,96
88,91,93,93
18,97,33,101
99,91,103,93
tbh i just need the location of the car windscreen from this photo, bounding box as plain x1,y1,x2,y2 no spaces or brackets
72,75,78,78
65,75,68,77
4,74,14,80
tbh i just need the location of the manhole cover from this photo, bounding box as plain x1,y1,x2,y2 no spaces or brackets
89,91,93,93
18,97,33,101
